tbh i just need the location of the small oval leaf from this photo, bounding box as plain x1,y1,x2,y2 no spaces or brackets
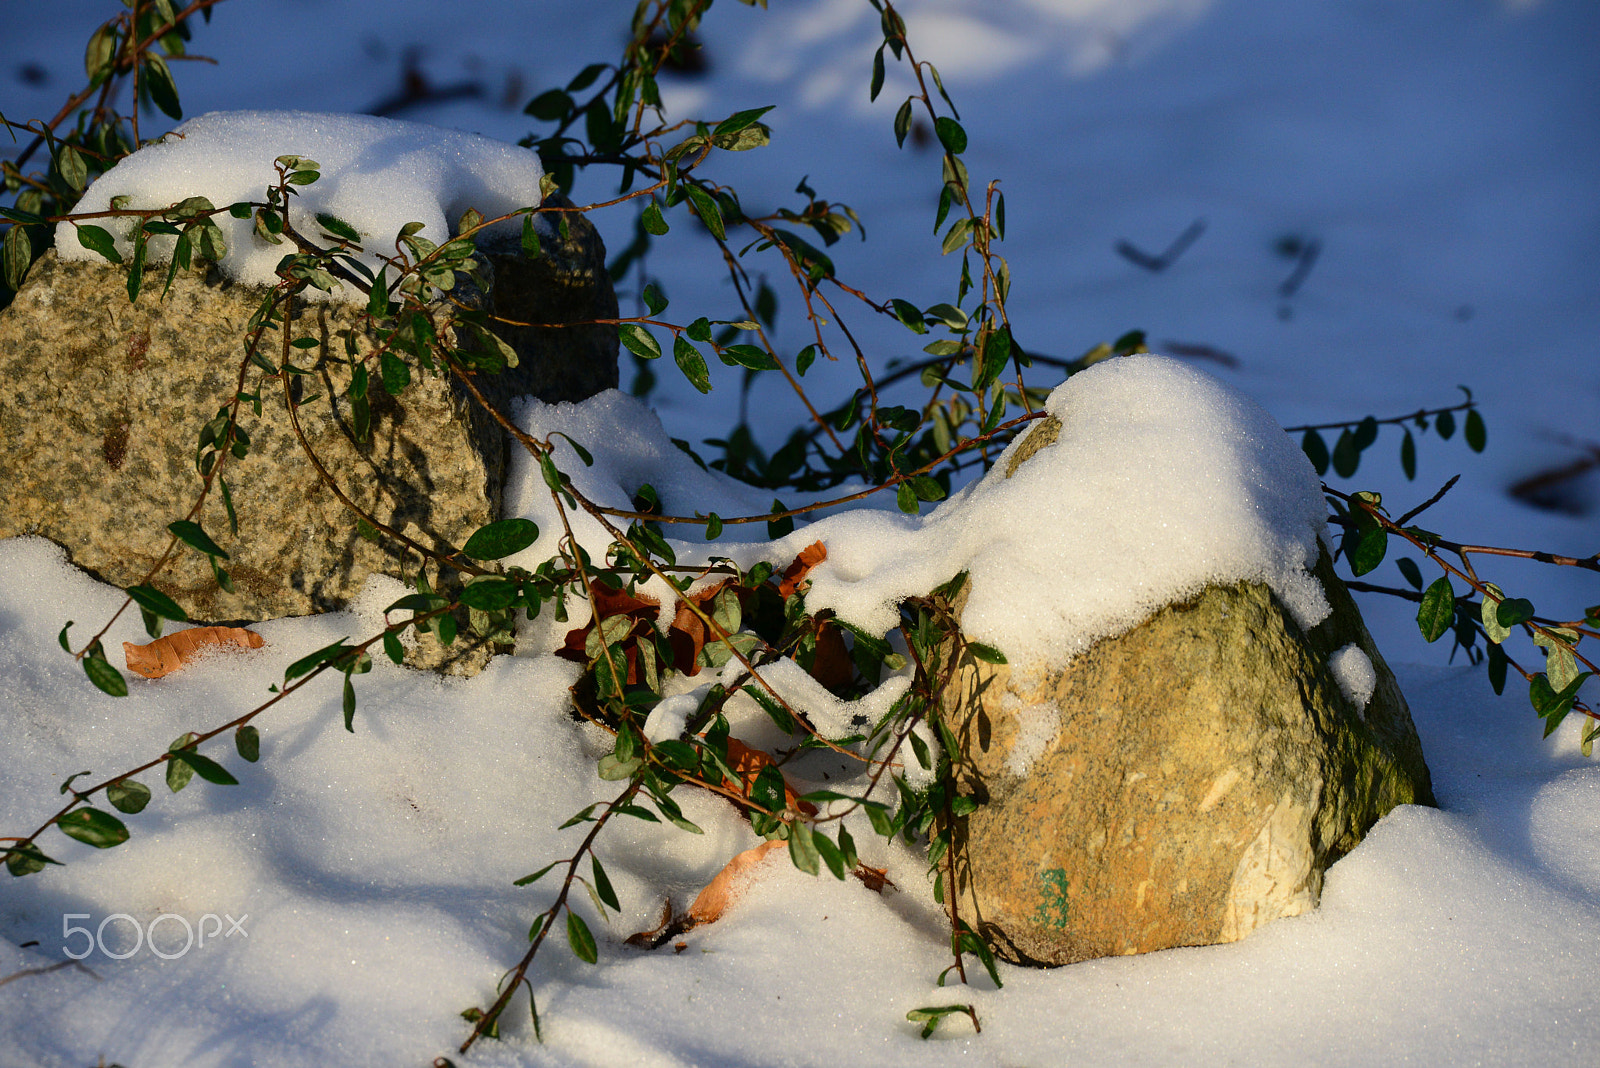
461,518,539,560
58,808,129,849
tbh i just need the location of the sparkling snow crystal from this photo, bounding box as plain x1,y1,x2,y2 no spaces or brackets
1331,643,1378,712
54,110,544,299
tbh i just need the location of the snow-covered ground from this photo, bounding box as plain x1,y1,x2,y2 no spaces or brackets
4,1,1599,1065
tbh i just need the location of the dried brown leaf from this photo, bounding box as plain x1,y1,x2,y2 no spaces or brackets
123,626,265,679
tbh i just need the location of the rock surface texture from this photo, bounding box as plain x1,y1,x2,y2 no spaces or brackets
943,415,1434,966
0,211,615,672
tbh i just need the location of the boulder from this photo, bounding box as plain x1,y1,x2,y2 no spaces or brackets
942,415,1434,966
0,207,616,673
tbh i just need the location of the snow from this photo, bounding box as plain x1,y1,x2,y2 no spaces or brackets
803,355,1332,669
5,0,1600,1065
1330,642,1377,711
512,357,1330,677
1,536,1598,1067
53,110,544,298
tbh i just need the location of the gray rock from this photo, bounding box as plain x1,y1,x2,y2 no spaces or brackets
942,415,1434,965
0,217,616,674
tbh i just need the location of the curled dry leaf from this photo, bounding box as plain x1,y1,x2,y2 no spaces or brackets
685,838,786,927
123,626,265,679
778,540,827,599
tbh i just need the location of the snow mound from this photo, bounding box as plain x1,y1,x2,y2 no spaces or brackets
504,357,1331,675
54,110,543,299
1331,643,1378,711
797,355,1332,670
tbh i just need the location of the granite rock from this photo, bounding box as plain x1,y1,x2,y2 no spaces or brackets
941,415,1434,965
0,216,616,673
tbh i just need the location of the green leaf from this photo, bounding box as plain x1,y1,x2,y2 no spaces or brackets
566,910,598,964
1533,629,1581,693
76,224,123,265
1497,597,1535,629
966,642,1008,665
84,654,128,698
538,454,567,499
788,820,821,876
524,88,572,121
127,584,188,623
896,482,918,514
813,829,847,879
366,267,391,317
56,146,88,192
106,779,151,814
235,725,261,762
1480,583,1512,644
168,748,239,786
591,856,621,911
750,764,786,815
2,224,32,291
462,518,540,560
720,344,777,371
142,53,183,119
1487,641,1508,695
870,44,887,101
934,117,968,155
382,630,405,665
974,327,1011,391
85,24,118,85
909,476,946,502
894,99,914,148
166,759,195,795
460,579,518,611
58,808,129,849
1352,415,1379,451
674,335,711,393
283,639,353,682
890,298,927,334
316,212,361,242
1436,408,1456,440
197,221,227,261
796,344,817,376
514,862,559,887
5,842,63,877
0,206,49,226
712,105,775,139
940,216,974,256
642,284,668,315
343,675,357,733
618,322,662,360
1416,577,1454,643
521,214,542,258
1400,430,1416,480
1331,429,1360,478
641,200,669,235
907,1005,974,1040
684,184,725,241
380,351,410,396
1345,526,1387,577
1395,556,1424,590
1465,409,1486,452
168,519,228,559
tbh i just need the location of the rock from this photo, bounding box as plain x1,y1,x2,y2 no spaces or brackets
941,415,1434,966
0,215,616,674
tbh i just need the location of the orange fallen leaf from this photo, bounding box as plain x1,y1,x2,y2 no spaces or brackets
778,541,827,599
123,626,265,679
685,839,786,927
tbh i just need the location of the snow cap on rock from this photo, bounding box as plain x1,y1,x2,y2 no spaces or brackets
54,110,544,300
